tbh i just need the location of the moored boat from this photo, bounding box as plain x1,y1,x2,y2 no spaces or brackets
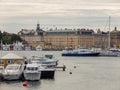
29,55,58,67
24,64,41,81
62,46,100,56
2,64,24,80
30,59,56,79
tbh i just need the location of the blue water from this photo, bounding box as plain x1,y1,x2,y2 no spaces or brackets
0,51,120,90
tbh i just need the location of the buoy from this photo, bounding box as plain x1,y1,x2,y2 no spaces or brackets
74,66,76,68
63,65,66,71
22,81,27,87
69,71,72,74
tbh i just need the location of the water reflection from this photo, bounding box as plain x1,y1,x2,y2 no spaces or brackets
0,51,120,90
0,80,21,85
24,80,41,89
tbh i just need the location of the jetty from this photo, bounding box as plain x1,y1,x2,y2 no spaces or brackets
55,65,66,71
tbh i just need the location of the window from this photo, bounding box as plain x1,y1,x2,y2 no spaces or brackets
7,60,14,64
0,60,3,64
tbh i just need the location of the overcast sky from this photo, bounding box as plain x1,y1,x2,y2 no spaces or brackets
0,0,120,33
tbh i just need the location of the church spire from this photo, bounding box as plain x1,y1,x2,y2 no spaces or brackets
36,21,40,31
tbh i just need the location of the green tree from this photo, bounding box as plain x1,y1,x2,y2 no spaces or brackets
2,35,11,44
0,30,2,41
2,32,22,44
11,34,22,43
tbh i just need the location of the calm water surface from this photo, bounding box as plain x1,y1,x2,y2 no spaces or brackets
0,51,120,90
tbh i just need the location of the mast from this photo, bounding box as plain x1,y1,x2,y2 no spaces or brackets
108,16,111,49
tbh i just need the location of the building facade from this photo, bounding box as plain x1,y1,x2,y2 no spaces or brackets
110,27,120,48
18,24,120,50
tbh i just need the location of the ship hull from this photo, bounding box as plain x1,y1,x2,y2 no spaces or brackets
62,52,100,56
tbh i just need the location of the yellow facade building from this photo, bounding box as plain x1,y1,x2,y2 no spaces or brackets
0,53,25,67
110,27,120,48
18,23,111,50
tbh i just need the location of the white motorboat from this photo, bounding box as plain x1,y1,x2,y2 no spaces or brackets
29,55,58,67
32,63,55,79
2,64,24,80
24,64,41,81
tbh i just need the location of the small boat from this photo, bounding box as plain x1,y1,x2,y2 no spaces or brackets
29,57,56,79
2,64,24,80
109,48,120,52
99,51,118,57
29,55,58,67
99,47,120,57
62,46,100,56
24,64,41,81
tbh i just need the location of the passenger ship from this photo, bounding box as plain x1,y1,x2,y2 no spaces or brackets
62,46,100,56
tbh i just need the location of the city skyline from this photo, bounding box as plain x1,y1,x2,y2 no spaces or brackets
0,0,120,33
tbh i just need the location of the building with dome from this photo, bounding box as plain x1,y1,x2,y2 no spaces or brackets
18,23,120,50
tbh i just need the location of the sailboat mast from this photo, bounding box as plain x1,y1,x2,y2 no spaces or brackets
108,16,111,49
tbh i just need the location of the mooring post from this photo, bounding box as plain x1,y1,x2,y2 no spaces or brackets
63,65,66,71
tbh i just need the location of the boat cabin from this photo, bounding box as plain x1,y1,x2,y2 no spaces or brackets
44,54,53,59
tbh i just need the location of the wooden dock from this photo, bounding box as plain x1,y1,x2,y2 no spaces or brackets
55,65,66,71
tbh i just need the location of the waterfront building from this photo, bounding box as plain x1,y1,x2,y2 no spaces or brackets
94,30,108,50
18,23,112,50
0,53,25,67
18,24,45,49
110,27,120,48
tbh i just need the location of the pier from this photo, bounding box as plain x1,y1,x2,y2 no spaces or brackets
55,65,66,71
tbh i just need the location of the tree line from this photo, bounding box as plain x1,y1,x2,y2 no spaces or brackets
0,31,22,44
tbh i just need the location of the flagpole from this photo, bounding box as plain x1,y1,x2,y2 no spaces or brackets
108,16,111,49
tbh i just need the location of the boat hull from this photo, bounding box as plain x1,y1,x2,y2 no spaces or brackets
41,69,55,79
3,74,22,80
41,60,58,67
62,52,100,56
24,72,41,81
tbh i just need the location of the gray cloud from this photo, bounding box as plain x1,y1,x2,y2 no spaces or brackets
0,0,120,33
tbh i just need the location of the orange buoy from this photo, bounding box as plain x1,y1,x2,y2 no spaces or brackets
22,81,27,87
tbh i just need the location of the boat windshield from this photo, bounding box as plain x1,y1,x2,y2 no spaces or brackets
6,66,19,70
27,67,38,71
6,66,20,70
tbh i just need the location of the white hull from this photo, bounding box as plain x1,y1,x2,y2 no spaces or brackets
30,56,58,67
2,64,24,80
24,72,41,81
24,64,41,80
3,74,21,80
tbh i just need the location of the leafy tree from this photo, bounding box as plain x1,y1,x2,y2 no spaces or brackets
2,35,11,44
11,34,22,43
0,30,2,41
1,32,22,44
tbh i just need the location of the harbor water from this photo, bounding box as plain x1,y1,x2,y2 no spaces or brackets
0,51,120,90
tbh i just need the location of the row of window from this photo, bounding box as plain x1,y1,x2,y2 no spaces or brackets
0,60,14,64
